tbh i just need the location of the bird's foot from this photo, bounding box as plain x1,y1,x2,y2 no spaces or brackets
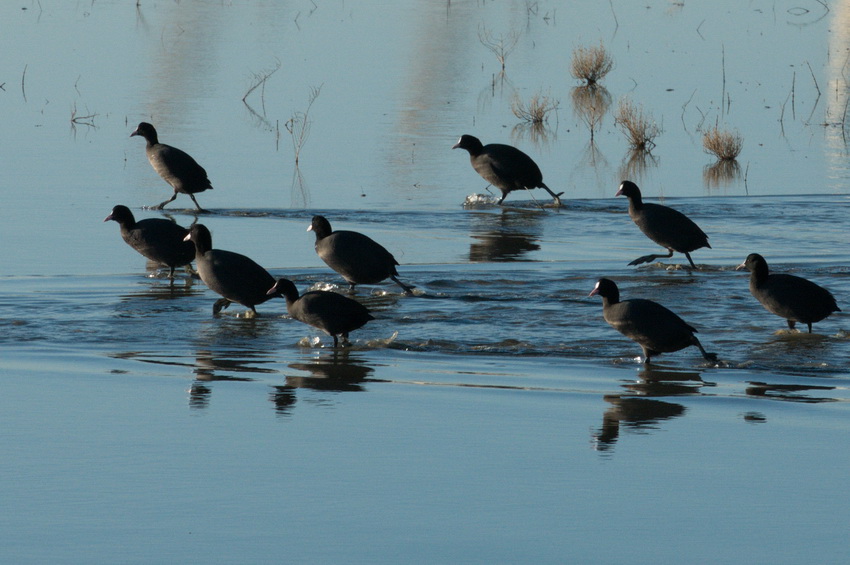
212,298,231,315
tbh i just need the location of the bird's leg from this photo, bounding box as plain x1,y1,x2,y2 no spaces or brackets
212,298,231,315
391,275,415,295
807,322,813,333
188,193,207,213
539,183,564,207
786,320,797,331
628,248,674,266
332,335,339,348
155,191,178,210
684,252,697,269
693,337,718,363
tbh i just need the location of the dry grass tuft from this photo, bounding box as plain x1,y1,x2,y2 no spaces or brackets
570,42,614,85
614,98,661,151
702,126,743,160
511,90,559,124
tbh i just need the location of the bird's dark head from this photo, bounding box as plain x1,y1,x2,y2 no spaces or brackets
267,278,299,301
452,134,483,153
183,223,212,252
307,215,333,239
589,277,619,302
130,122,157,142
104,204,134,225
615,180,640,199
736,253,766,273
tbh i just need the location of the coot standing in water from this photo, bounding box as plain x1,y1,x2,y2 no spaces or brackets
589,277,717,364
104,205,195,278
267,278,375,347
452,134,563,206
183,224,275,315
308,215,414,293
616,180,710,269
131,122,213,212
736,253,840,333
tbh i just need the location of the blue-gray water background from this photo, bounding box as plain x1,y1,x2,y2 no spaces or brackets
2,1,850,563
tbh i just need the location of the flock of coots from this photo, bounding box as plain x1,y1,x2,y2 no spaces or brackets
113,123,841,360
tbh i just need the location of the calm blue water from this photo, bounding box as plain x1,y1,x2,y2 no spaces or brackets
2,1,850,563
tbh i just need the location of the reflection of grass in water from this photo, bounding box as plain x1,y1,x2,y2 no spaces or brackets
510,120,556,149
571,84,611,140
703,158,741,188
619,148,659,182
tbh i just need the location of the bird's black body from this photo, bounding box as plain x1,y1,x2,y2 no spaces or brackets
131,122,213,211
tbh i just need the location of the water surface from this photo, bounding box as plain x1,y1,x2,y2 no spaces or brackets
2,1,849,563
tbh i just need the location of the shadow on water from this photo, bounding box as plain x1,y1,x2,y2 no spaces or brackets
468,208,544,262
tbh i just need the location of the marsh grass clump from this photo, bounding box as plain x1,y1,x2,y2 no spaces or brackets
570,42,614,85
614,98,661,151
703,126,743,160
511,90,559,124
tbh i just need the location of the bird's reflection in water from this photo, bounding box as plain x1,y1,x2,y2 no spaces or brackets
188,348,276,410
745,381,836,404
593,366,710,452
119,274,200,306
269,350,381,416
188,383,212,410
468,209,543,262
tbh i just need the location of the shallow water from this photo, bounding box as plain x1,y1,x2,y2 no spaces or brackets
2,1,850,563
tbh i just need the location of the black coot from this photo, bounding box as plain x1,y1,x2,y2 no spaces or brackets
589,277,716,364
616,180,710,269
267,278,375,347
183,224,275,315
309,215,414,293
736,253,840,333
131,122,212,211
452,134,563,206
104,205,195,278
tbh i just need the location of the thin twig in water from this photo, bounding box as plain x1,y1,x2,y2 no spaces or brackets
478,26,520,71
680,89,697,132
806,61,820,95
721,45,726,118
285,84,323,166
608,0,618,34
243,59,281,104
21,64,28,102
